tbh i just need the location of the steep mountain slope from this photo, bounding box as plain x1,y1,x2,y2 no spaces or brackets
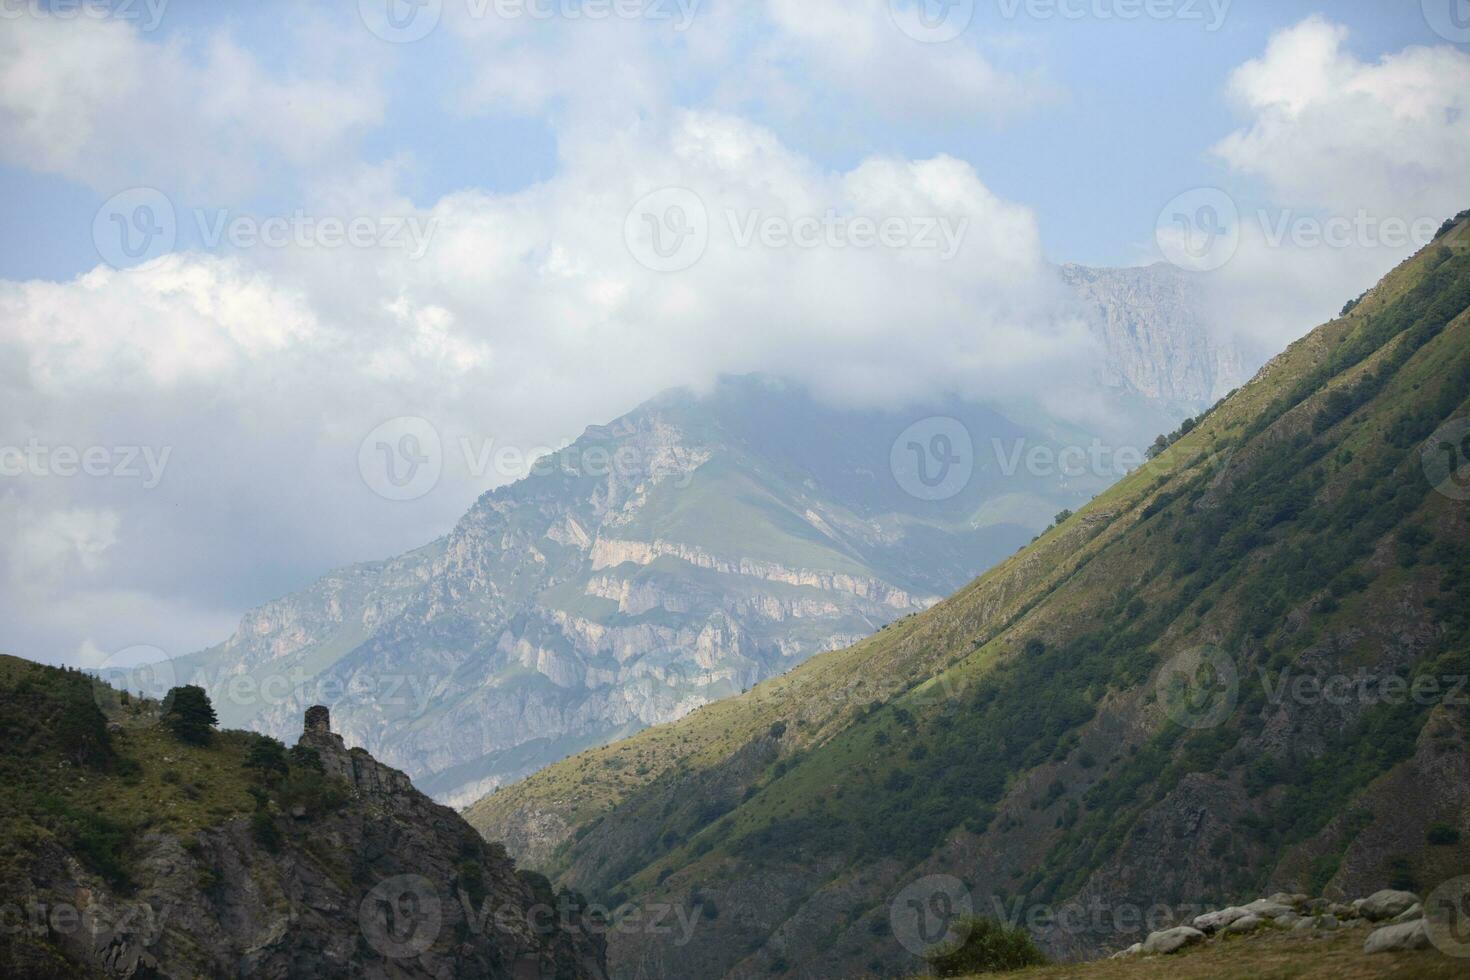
468,217,1470,978
0,655,606,979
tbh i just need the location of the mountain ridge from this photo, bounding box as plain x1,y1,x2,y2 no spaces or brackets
467,218,1470,977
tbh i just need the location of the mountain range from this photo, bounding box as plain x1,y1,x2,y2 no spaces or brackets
466,216,1470,977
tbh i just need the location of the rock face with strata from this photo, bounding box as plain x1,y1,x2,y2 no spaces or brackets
178,371,1181,806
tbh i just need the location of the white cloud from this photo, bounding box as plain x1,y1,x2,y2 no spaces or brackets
1194,17,1470,354
0,15,382,196
1214,15,1470,220
0,254,321,393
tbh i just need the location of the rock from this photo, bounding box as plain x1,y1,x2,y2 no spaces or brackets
1224,914,1265,935
1359,890,1422,922
1305,898,1329,914
1391,903,1423,923
1193,906,1251,933
1327,902,1357,919
1266,892,1311,910
1141,926,1205,955
1275,912,1302,928
1293,914,1338,933
1241,899,1296,919
1111,943,1143,958
1363,919,1430,954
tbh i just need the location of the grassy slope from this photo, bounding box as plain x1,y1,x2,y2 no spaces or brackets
975,925,1459,979
468,228,1463,855
470,225,1470,976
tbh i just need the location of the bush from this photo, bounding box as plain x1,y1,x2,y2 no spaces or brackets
244,736,289,780
1427,823,1461,846
922,917,1047,977
250,810,281,851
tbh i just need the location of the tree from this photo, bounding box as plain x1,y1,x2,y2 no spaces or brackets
161,685,217,745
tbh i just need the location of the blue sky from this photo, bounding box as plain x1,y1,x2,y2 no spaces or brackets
0,0,1467,668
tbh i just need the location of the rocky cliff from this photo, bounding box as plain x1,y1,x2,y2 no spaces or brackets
0,657,609,978
1064,262,1248,413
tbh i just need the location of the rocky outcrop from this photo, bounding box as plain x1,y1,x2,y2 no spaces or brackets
12,707,607,979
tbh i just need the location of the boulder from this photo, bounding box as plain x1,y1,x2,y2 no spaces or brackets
1110,943,1143,959
1292,914,1338,933
1391,903,1423,924
1363,919,1430,954
1193,907,1251,933
1241,898,1295,919
1359,890,1422,922
1224,914,1265,935
1327,902,1357,919
1141,926,1205,955
1266,892,1311,910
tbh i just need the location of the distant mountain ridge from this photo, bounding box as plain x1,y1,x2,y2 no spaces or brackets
173,265,1249,808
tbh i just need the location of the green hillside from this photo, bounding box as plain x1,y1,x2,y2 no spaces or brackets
468,216,1470,977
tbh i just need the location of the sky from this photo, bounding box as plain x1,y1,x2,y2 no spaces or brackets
1,0,1467,669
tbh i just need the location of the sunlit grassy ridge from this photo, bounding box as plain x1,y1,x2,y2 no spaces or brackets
469,223,1470,976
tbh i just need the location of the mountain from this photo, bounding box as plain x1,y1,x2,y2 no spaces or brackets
0,654,607,979
170,266,1247,810
1061,262,1247,413
467,217,1470,978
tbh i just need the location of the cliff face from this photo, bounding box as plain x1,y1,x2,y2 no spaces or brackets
1064,262,1249,413
0,673,607,980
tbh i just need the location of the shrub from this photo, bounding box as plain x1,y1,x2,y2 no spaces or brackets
1427,823,1461,846
922,917,1047,977
250,810,281,852
244,736,289,780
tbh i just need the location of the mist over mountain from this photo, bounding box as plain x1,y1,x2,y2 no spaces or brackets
167,266,1249,808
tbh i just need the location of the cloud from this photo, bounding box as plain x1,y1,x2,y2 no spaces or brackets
1192,17,1470,354
0,15,382,196
449,0,1049,127
0,103,1095,666
1214,15,1470,220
